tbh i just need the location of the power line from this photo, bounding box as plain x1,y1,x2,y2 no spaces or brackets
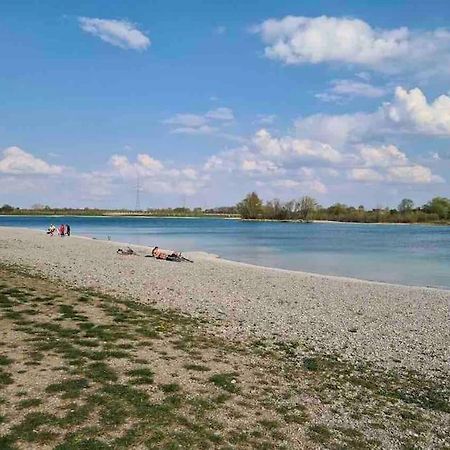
135,172,141,211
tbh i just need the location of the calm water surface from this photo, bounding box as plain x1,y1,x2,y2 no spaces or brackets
0,216,449,289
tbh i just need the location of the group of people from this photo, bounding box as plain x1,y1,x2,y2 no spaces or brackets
47,223,71,237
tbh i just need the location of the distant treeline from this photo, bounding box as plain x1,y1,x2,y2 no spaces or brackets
0,204,238,217
236,193,450,224
1,196,449,223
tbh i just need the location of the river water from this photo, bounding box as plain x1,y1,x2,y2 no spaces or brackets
0,216,449,289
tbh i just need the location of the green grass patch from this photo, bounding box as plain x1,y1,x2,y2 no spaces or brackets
0,356,13,366
83,362,118,383
160,383,180,393
209,372,239,393
17,398,42,409
10,412,57,442
184,363,210,372
45,378,89,399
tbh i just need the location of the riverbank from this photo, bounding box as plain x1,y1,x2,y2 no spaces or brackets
0,227,449,448
0,227,448,375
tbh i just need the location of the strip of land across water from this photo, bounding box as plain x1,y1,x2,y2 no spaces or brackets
0,227,449,449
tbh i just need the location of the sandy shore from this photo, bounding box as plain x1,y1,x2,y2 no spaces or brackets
0,226,449,375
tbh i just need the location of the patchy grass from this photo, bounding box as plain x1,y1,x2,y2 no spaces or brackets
209,372,240,393
184,363,210,372
0,263,448,450
17,398,42,409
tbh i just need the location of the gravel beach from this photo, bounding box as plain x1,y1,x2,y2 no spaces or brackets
0,226,449,375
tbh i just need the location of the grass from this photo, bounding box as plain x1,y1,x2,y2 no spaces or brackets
184,363,211,372
45,378,90,399
209,372,240,393
0,263,448,449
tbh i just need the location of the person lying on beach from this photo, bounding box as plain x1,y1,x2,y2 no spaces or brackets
148,246,193,262
117,247,136,255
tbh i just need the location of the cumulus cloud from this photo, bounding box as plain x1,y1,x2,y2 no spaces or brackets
383,87,450,135
386,165,443,184
348,168,384,182
0,147,64,175
241,158,280,174
296,87,450,147
203,129,343,194
253,129,342,163
360,144,408,167
347,144,443,184
295,112,375,147
108,154,208,196
78,17,150,50
253,15,450,73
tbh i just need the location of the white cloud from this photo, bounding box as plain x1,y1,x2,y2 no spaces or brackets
172,125,217,135
253,15,450,73
136,154,164,171
360,144,408,167
387,165,444,184
348,168,384,182
163,114,207,128
108,154,208,196
165,107,234,135
317,79,387,102
383,87,450,135
347,144,442,184
241,158,280,174
295,112,375,147
78,17,150,50
110,153,164,178
297,87,450,147
253,129,342,163
206,107,234,121
0,147,64,175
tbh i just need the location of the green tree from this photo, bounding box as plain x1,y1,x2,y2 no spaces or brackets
0,204,14,212
398,198,414,213
236,192,263,219
423,197,450,220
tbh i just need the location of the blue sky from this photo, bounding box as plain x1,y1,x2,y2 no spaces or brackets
1,0,450,209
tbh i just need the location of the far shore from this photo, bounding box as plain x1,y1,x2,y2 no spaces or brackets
1,213,449,225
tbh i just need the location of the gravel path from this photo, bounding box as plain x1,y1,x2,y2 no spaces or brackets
1,226,449,375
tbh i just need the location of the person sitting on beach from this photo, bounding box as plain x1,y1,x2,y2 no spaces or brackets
47,224,56,236
58,224,65,237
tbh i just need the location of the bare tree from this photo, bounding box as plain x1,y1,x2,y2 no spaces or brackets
298,196,318,220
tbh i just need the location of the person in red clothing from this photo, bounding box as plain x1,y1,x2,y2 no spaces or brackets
58,224,65,236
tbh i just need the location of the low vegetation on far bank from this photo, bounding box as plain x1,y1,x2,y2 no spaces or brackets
0,264,449,449
1,195,449,224
236,193,450,224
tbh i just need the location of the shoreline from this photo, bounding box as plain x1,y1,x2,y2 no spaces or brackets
3,225,448,291
0,226,449,376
